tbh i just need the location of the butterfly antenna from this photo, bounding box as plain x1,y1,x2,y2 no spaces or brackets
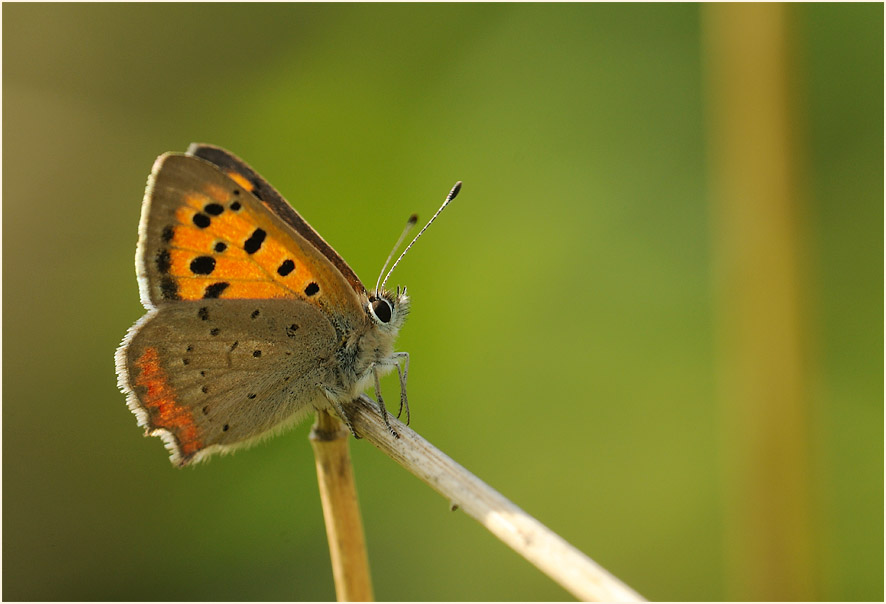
375,214,419,296
379,181,462,293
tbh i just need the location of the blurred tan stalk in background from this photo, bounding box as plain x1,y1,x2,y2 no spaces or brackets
703,3,818,600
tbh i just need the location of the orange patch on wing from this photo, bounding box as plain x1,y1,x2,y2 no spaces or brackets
168,223,217,253
166,201,322,299
203,183,229,202
161,179,331,303
167,249,266,281
174,205,265,250
134,347,203,458
210,210,266,244
226,171,254,192
180,279,291,300
244,226,302,274
184,192,211,210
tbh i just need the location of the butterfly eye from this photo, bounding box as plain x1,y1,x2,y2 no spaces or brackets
371,298,392,324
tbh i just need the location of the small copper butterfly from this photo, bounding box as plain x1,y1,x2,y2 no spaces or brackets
116,144,460,466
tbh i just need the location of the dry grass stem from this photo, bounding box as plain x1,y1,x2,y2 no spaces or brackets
310,410,374,601
349,394,645,602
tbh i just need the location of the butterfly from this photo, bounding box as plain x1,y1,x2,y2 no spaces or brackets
116,143,460,466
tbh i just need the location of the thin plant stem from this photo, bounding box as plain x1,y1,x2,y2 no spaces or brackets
349,394,645,602
310,410,374,602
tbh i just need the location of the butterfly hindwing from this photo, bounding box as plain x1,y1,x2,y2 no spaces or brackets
120,298,338,466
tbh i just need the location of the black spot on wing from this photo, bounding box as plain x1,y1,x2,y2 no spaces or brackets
190,256,216,275
155,249,171,274
160,277,179,300
244,228,266,254
203,282,229,299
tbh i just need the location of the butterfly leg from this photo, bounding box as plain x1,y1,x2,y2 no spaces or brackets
320,386,362,439
390,352,410,425
334,400,361,439
372,366,400,438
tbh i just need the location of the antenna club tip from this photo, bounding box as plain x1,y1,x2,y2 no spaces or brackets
379,181,458,292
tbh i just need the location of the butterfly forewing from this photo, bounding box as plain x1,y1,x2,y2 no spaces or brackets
139,153,365,334
187,144,367,297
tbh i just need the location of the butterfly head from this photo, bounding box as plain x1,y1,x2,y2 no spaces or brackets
367,286,410,333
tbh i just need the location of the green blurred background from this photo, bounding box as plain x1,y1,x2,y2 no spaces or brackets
3,3,882,601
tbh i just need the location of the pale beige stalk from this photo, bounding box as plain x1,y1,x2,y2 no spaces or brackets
310,410,373,602
347,395,645,602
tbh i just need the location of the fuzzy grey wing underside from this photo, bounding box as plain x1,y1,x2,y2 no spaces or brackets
124,298,338,459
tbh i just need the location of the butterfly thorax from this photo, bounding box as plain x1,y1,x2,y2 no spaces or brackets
322,290,409,403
